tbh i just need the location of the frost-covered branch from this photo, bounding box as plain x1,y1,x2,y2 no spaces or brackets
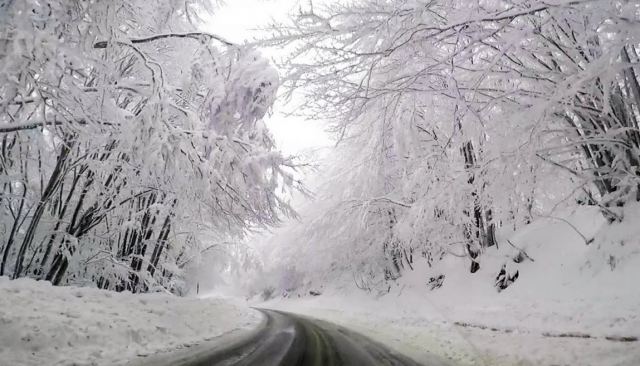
0,0,298,294
93,32,234,49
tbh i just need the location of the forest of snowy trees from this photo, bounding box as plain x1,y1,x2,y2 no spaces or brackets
0,0,299,293
253,0,640,293
1,0,639,297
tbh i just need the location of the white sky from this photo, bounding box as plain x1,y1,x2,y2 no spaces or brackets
205,0,332,156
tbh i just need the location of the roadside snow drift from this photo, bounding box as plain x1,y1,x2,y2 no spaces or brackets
0,277,260,366
262,206,640,366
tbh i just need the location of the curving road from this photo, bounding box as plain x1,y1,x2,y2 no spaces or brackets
211,309,423,366
134,309,432,366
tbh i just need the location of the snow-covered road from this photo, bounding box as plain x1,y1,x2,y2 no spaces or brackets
0,277,444,366
133,309,445,366
264,294,640,366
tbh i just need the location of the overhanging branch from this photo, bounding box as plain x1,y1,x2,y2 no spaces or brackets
0,120,118,133
93,32,234,49
0,121,65,133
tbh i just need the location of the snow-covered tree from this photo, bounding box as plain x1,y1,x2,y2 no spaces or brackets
0,0,299,293
263,0,640,287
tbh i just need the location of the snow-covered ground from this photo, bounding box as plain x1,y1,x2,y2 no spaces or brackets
2,206,638,366
0,277,261,366
262,205,640,366
265,290,640,366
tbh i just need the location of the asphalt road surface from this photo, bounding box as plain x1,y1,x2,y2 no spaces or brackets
135,309,432,366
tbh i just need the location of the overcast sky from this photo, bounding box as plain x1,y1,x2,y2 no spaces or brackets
205,0,332,156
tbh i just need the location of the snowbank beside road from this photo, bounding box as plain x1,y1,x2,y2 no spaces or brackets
0,277,261,366
266,289,640,366
263,206,640,366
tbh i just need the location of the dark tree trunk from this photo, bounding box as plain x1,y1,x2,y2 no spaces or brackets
461,141,494,273
13,138,73,279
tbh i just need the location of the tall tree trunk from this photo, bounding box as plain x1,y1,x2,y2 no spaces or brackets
13,138,73,279
38,170,82,274
0,182,27,276
461,141,494,273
